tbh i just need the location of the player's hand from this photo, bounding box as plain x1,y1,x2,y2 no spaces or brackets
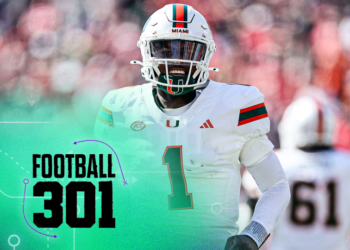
224,235,258,250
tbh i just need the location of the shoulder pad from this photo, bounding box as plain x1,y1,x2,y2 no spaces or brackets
111,85,138,91
102,85,142,112
229,86,270,139
223,85,265,108
228,83,251,87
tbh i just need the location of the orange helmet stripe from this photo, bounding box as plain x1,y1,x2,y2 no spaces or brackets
173,4,188,28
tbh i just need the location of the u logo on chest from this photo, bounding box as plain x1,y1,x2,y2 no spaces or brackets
166,120,180,128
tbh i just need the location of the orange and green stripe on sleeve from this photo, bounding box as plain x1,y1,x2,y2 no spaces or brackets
238,103,268,126
172,4,188,28
97,105,114,127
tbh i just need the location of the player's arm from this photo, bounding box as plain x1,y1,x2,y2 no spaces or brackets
243,147,290,246
226,86,290,249
94,90,117,138
226,140,290,249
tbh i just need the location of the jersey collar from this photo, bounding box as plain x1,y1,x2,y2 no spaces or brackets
141,80,216,127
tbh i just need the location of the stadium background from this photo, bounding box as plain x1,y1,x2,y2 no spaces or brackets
0,0,350,249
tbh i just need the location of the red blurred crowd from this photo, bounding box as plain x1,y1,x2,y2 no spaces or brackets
0,0,350,149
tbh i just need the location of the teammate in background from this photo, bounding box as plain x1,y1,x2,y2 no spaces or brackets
95,4,290,250
269,95,350,250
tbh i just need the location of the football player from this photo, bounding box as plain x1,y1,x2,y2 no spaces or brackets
270,95,350,250
95,4,290,250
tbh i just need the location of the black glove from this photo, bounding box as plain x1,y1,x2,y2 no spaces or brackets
224,235,258,250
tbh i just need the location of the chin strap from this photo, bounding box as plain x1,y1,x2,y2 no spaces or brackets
152,63,161,76
192,66,201,79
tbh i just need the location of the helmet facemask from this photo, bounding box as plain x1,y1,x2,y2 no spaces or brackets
150,39,206,95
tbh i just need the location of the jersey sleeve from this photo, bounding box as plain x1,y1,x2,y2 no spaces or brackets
94,90,117,141
94,86,141,143
240,136,274,167
235,86,274,166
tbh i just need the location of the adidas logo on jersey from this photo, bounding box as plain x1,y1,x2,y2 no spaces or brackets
200,119,214,129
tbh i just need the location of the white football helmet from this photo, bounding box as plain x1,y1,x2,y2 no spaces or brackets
131,4,219,93
278,96,335,149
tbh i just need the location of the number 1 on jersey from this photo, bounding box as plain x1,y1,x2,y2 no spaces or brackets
163,146,193,210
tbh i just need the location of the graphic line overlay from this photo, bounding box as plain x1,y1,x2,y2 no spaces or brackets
1,189,87,199
0,122,55,123
22,179,57,238
74,140,128,185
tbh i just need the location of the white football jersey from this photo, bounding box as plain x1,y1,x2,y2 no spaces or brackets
94,80,273,249
271,149,350,250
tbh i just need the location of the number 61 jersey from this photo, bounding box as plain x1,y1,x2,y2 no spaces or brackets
94,80,273,249
270,149,350,250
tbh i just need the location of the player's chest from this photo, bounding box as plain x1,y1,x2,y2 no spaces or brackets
115,109,243,170
122,105,238,141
